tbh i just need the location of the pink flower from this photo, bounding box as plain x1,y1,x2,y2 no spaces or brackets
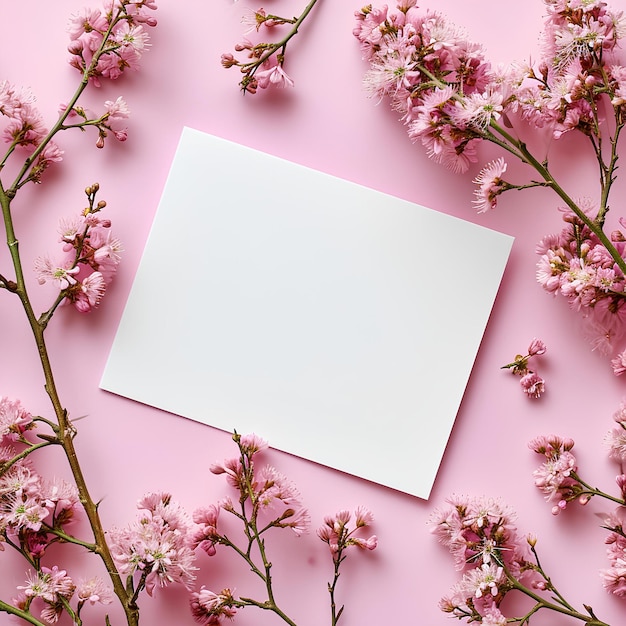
520,371,545,398
32,142,64,180
40,477,80,526
317,508,377,559
462,562,505,599
113,22,151,53
2,101,48,147
355,505,375,527
252,464,311,535
529,434,575,456
33,255,79,289
429,495,529,575
529,435,583,512
23,531,52,560
600,563,626,596
109,493,197,596
67,8,109,42
254,61,295,89
0,458,41,498
69,1,157,83
97,96,131,143
238,432,268,456
78,271,107,310
0,396,33,442
190,587,237,624
527,337,546,356
451,92,504,130
605,425,626,463
612,348,626,375
191,505,220,556
76,577,113,606
472,158,508,213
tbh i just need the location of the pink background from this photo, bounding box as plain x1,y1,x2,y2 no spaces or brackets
1,1,626,625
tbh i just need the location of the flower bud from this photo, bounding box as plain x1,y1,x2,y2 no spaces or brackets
527,338,546,356
221,53,237,68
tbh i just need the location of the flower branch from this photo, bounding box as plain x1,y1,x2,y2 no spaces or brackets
222,0,321,93
430,495,611,625
189,433,376,626
355,0,626,372
0,2,157,624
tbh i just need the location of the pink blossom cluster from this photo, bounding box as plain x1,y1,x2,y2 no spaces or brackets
317,507,378,558
0,399,81,547
527,406,626,598
536,204,626,373
108,492,198,597
14,568,112,624
353,1,500,174
501,338,547,398
67,0,157,87
209,433,311,535
34,184,121,313
430,495,534,624
353,0,626,178
0,80,63,182
0,396,113,623
529,435,585,514
355,1,626,373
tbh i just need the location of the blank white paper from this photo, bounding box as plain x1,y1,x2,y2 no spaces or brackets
100,127,513,499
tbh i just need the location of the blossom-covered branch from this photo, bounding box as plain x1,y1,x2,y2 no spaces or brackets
430,495,611,625
0,2,157,625
354,0,626,373
222,0,321,93
189,433,377,626
529,403,626,596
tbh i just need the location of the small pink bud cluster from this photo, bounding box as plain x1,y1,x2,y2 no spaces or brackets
222,6,297,93
67,0,157,86
209,432,311,535
34,184,121,313
317,507,378,559
529,435,584,514
501,338,547,399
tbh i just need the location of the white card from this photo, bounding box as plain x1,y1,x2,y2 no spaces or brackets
100,127,513,499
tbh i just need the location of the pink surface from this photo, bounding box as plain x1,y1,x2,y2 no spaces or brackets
1,1,625,625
